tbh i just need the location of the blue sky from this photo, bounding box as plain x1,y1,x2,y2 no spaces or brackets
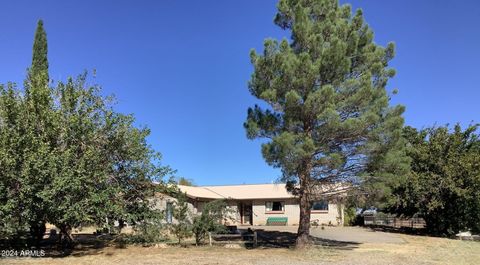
1,1,479,185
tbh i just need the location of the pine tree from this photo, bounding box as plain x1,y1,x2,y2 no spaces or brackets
245,0,408,247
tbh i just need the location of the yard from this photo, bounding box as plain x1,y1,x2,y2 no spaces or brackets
2,227,479,265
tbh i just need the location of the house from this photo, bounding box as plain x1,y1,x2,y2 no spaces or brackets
163,183,347,226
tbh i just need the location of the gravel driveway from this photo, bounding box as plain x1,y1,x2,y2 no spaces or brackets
249,225,405,244
310,226,405,243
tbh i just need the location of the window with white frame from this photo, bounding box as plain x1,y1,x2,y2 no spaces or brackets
311,200,328,212
265,201,284,212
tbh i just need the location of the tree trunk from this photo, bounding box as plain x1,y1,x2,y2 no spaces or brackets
118,219,125,233
29,221,46,247
296,192,311,248
296,160,313,248
58,224,74,248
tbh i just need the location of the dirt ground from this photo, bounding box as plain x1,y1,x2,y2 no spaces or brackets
1,228,479,265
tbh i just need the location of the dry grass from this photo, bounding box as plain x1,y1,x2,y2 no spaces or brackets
351,234,480,265
1,234,479,265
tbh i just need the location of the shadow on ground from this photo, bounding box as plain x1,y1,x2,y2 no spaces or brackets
43,233,111,258
365,225,428,236
0,233,113,258
242,229,360,250
1,228,362,258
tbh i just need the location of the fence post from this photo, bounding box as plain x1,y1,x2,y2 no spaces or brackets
208,232,212,246
253,231,257,247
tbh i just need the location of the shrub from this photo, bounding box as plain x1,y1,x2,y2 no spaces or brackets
169,194,193,245
343,207,357,226
192,200,232,245
131,223,166,244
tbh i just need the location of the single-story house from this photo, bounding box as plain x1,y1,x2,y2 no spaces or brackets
161,183,347,226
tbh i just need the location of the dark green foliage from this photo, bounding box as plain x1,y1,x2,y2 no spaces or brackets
126,216,166,244
245,0,407,246
343,207,356,226
28,20,49,92
128,225,165,244
31,20,49,80
192,200,231,245
391,125,480,235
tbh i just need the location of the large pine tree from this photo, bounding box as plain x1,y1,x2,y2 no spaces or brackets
245,0,408,247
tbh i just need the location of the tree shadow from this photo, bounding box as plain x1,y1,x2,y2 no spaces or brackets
243,228,360,250
2,228,362,259
6,233,113,258
365,225,428,236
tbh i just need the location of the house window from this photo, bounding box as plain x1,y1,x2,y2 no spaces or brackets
166,202,173,224
311,201,328,212
266,201,284,213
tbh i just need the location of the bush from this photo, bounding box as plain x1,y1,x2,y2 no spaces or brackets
132,223,166,244
343,207,357,226
192,200,232,245
169,195,193,245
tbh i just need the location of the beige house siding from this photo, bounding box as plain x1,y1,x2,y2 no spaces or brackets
155,183,347,226
251,199,342,226
191,199,241,225
310,203,342,226
150,194,198,224
251,199,297,225
153,195,343,226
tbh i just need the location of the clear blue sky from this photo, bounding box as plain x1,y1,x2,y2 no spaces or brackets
1,1,479,185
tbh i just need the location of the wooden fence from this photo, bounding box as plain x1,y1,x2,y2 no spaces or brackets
208,232,257,246
364,216,426,229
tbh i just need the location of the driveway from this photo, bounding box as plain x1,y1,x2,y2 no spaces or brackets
310,226,404,243
248,226,405,244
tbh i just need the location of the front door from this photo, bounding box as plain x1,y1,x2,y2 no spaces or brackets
241,202,253,225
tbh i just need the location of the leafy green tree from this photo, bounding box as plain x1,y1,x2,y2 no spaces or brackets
44,74,174,246
391,125,480,235
0,21,175,248
245,0,407,247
